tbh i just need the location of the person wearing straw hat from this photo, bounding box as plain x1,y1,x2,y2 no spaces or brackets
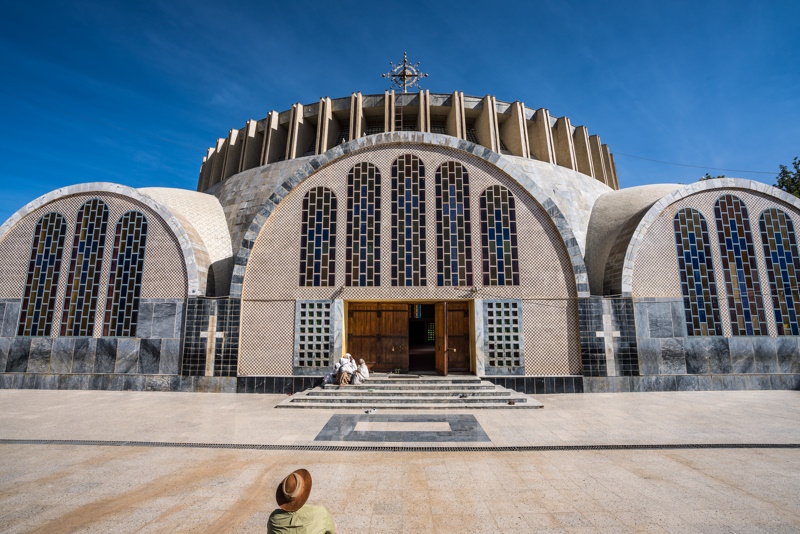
267,469,336,534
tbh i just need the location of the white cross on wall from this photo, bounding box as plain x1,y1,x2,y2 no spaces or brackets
200,315,225,377
596,313,621,377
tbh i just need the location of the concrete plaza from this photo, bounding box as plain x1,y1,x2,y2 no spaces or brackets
0,390,798,532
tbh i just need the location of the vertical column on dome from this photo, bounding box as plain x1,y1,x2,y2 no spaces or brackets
316,97,331,154
602,144,618,189
528,108,556,163
610,153,619,189
209,138,227,187
238,120,261,172
198,146,215,191
552,117,578,170
349,92,365,140
446,91,466,139
589,135,609,186
416,89,430,133
384,90,395,132
499,101,530,158
573,125,595,178
222,128,243,180
261,111,287,165
285,103,311,160
475,95,499,152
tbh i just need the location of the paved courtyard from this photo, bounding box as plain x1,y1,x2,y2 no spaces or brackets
0,390,799,532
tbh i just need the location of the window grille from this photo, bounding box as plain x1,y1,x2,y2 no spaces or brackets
430,120,447,135
480,186,519,286
295,301,333,368
759,208,800,335
303,136,317,156
299,187,337,287
674,208,722,336
335,123,349,146
498,138,512,155
346,162,381,286
466,129,479,144
435,161,473,286
103,211,148,337
484,300,523,368
60,199,109,336
391,154,427,286
18,212,68,337
713,195,767,335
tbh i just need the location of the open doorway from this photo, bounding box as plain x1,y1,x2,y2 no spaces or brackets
408,304,435,372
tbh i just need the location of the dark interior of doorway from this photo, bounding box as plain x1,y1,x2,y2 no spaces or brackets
408,304,435,371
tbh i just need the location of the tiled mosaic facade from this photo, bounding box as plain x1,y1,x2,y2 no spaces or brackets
714,195,767,336
674,208,722,336
346,162,381,286
239,144,580,376
299,187,337,287
18,212,67,337
61,199,108,337
759,208,800,335
480,186,519,286
391,154,427,286
435,161,473,287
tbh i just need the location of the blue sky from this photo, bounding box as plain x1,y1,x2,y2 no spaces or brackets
1,0,798,224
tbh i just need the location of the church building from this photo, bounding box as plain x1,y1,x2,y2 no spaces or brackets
0,78,798,394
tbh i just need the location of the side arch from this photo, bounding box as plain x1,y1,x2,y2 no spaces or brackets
231,131,588,298
0,183,207,296
620,179,800,296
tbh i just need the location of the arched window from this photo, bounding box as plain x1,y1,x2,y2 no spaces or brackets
346,162,381,286
435,161,473,286
759,208,800,335
391,154,426,286
299,187,337,286
103,211,148,337
480,185,519,286
713,195,767,336
674,208,722,336
17,212,67,336
60,199,109,336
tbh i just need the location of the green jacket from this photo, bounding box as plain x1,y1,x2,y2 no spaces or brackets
267,504,336,534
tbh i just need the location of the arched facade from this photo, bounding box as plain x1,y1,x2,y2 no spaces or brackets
238,142,582,377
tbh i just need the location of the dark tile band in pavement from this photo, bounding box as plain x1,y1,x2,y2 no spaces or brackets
314,414,490,443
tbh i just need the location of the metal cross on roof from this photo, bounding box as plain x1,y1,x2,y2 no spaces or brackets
382,52,428,93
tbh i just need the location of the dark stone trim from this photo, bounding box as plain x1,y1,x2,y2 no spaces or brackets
0,373,235,393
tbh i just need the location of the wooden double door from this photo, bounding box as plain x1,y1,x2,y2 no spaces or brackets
347,301,471,375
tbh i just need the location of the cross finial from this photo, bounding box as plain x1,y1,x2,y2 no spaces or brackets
382,52,428,93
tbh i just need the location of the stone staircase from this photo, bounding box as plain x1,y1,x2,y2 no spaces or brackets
277,374,543,409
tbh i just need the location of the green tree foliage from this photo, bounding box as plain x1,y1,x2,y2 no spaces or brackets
700,173,725,181
775,157,800,198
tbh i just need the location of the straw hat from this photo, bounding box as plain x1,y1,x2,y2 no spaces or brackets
276,469,313,512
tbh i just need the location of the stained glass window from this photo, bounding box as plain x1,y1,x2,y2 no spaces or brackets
60,199,109,336
346,162,381,286
299,187,337,287
435,161,473,286
759,208,800,335
480,185,519,286
391,154,426,286
103,211,148,337
674,208,722,336
713,195,767,336
17,212,67,337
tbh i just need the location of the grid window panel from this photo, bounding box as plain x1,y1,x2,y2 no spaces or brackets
391,154,427,286
759,208,800,335
103,211,148,337
299,187,337,287
60,199,109,337
485,300,523,367
480,185,519,286
713,195,767,336
345,162,381,286
435,161,473,286
17,212,68,337
295,300,332,368
674,208,722,336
